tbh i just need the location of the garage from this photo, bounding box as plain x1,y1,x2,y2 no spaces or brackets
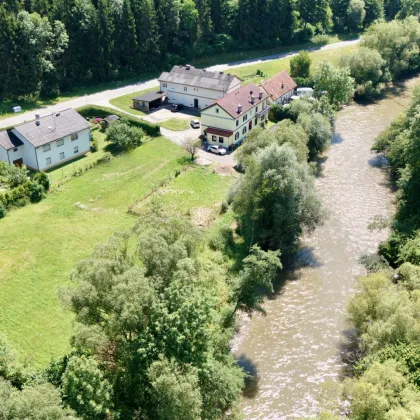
132,91,167,112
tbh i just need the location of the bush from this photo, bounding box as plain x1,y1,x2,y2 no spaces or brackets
209,226,234,251
0,203,6,219
27,181,45,203
32,171,50,192
293,77,314,88
77,105,160,136
311,34,330,46
90,138,99,152
268,104,291,123
106,121,144,151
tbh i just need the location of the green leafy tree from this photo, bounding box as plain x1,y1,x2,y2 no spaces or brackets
232,143,324,256
62,355,112,419
364,0,384,26
297,112,332,158
346,0,366,30
298,0,332,30
233,245,282,314
119,0,138,70
313,61,355,106
105,121,144,150
290,51,311,78
148,358,202,420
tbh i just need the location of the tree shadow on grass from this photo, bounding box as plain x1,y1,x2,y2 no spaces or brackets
236,354,260,398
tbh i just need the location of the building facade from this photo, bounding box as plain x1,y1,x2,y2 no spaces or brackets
158,65,241,109
260,70,297,105
0,109,91,171
200,83,269,149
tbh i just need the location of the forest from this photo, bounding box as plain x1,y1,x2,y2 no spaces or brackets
0,0,412,101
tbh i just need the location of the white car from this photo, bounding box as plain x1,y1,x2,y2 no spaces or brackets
208,145,227,155
190,119,200,129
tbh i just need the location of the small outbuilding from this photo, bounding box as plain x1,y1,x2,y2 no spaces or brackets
132,91,167,112
102,115,120,128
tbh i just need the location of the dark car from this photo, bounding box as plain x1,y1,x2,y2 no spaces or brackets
171,104,184,112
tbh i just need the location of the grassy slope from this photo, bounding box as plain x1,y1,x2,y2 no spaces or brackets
0,137,187,366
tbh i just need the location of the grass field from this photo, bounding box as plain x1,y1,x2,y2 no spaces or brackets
159,118,191,131
229,44,359,85
108,87,159,117
0,137,188,366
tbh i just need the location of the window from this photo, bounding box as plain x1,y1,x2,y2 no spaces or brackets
219,137,223,143
43,144,51,152
255,118,258,125
236,120,239,127
216,108,219,114
212,135,217,142
57,139,64,147
46,157,51,165
162,82,167,88
235,132,239,140
59,152,65,160
243,114,247,122
13,148,18,152
184,87,187,91
242,126,247,134
256,106,259,113
71,133,78,141
74,146,79,154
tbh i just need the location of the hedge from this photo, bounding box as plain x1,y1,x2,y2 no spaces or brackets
77,105,161,136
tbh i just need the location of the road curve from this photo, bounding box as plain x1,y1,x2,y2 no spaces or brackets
0,39,360,130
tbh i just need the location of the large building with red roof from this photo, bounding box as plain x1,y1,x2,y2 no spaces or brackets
200,83,270,149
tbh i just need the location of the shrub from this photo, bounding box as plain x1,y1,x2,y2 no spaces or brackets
268,104,291,123
33,171,50,192
290,51,311,79
90,138,99,152
106,121,144,151
311,34,330,46
209,226,234,251
77,105,160,136
0,203,6,219
27,181,45,203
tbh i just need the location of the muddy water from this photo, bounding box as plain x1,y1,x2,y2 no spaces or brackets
233,77,420,419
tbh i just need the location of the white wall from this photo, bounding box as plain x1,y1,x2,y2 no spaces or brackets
7,145,24,165
0,146,9,164
160,82,227,109
36,127,91,171
12,131,39,170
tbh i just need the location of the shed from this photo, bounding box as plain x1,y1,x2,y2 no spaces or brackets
132,91,167,112
103,115,120,128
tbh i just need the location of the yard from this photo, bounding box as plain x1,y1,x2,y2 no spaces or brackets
109,87,160,117
0,137,188,366
159,118,191,131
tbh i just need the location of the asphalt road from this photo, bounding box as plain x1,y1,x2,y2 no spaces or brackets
0,38,360,130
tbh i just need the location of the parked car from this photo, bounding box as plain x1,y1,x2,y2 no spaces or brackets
171,104,184,112
190,119,200,129
208,145,227,155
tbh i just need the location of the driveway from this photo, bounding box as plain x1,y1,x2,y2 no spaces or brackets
160,127,236,167
143,106,199,124
0,39,360,130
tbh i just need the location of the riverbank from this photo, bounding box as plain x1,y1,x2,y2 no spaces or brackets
232,75,420,418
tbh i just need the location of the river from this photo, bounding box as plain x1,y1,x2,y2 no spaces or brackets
232,76,420,419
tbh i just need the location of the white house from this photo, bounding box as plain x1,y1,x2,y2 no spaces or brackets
200,83,269,149
260,70,297,105
158,65,241,109
0,109,91,171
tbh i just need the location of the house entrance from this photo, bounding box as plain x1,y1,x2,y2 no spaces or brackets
13,158,23,167
249,121,252,130
194,98,199,108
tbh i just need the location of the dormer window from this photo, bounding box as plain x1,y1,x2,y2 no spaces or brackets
216,108,219,114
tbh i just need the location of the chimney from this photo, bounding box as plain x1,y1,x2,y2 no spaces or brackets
35,114,40,126
237,103,242,113
259,90,263,99
251,95,255,104
281,82,284,89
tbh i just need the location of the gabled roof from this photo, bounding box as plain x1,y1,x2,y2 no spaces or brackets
0,131,23,150
261,71,297,101
13,108,90,148
203,83,267,119
159,65,240,92
104,115,120,123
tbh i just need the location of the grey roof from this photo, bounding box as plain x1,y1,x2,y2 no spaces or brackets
0,131,23,150
133,91,166,102
159,65,240,92
13,108,90,148
104,115,120,123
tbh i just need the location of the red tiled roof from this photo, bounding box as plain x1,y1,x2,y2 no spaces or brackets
204,83,267,118
261,71,297,101
205,127,233,137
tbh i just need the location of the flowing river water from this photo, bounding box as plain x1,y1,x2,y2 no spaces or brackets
232,76,420,419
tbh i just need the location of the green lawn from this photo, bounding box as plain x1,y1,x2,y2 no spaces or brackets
230,44,359,85
159,118,191,131
109,87,160,117
134,166,232,219
0,137,187,366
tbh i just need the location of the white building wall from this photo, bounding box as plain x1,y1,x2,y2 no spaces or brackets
0,146,9,164
7,145,24,165
36,128,91,171
12,131,39,170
